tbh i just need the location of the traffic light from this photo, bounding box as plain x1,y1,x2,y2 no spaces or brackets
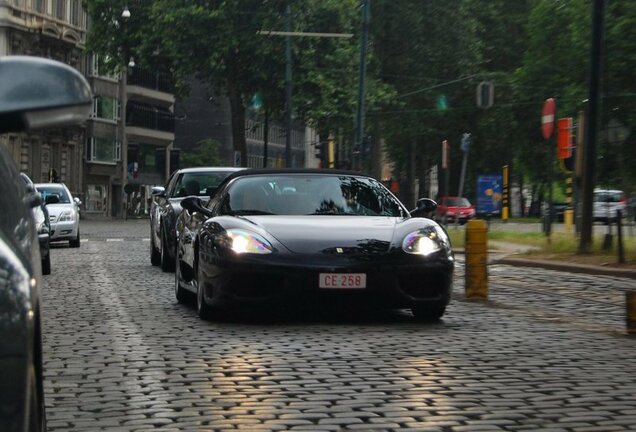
476,81,494,108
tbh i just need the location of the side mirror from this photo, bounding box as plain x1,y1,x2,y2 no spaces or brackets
410,198,437,218
74,197,82,206
180,196,213,218
0,56,92,133
151,186,166,197
45,194,60,205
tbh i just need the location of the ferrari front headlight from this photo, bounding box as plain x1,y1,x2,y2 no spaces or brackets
402,226,450,256
225,229,273,254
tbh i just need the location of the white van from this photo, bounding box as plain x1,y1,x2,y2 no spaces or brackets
593,189,626,223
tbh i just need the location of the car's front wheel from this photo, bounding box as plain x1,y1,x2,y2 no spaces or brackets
41,254,51,275
195,263,214,320
69,228,80,248
160,226,175,272
174,257,190,304
27,363,46,432
411,302,446,321
150,228,161,266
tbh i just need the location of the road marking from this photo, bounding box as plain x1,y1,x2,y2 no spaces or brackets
106,238,124,242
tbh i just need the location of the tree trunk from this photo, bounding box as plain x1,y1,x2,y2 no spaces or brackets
371,112,383,180
226,55,247,167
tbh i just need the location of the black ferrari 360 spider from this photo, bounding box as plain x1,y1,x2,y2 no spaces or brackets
175,169,454,320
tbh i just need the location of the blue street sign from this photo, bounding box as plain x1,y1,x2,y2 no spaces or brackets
461,133,471,152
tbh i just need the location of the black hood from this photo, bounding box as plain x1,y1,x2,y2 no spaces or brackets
240,215,399,254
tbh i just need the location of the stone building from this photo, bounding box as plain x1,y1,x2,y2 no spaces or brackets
0,1,176,218
0,0,87,194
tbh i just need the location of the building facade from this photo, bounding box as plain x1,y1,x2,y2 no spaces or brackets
0,0,87,194
0,0,176,218
84,58,175,218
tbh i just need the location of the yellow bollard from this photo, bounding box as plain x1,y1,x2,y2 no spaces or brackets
627,292,636,335
465,219,488,300
564,209,574,233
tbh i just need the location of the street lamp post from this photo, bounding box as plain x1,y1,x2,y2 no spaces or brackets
120,6,132,219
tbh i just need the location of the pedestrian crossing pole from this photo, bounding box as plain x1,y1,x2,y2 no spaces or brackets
564,175,574,233
502,165,509,222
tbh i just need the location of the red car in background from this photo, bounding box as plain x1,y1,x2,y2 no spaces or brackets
434,196,476,224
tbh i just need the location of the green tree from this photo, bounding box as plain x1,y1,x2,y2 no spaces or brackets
180,139,222,168
85,0,378,167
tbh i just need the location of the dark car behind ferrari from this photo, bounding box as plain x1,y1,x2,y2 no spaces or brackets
149,167,243,272
175,169,453,321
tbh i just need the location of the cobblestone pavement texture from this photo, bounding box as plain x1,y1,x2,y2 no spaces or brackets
41,220,636,431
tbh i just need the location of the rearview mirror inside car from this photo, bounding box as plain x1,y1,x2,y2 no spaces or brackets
45,194,60,205
0,56,92,133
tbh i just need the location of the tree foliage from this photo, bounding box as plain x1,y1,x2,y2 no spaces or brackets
85,0,636,199
180,139,222,168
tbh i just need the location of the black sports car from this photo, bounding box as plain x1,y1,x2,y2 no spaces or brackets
175,169,454,320
149,167,243,272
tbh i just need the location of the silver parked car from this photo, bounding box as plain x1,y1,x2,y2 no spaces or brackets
34,183,81,247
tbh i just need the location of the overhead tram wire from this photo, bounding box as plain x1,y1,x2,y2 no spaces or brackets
395,74,481,99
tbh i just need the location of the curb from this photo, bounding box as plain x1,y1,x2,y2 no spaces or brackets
455,242,636,279
492,256,636,279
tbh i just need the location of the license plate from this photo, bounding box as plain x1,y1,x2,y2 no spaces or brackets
319,273,366,289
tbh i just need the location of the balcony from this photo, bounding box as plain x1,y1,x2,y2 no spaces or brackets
126,66,175,106
126,102,175,144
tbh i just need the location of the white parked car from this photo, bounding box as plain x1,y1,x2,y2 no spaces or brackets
34,183,81,247
593,189,627,224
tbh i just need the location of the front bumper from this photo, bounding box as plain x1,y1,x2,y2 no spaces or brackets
445,213,475,223
50,221,78,242
199,250,454,310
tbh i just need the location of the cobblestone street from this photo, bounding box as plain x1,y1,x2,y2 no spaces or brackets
41,220,636,431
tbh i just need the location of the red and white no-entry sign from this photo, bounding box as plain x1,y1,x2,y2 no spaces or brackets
541,98,556,140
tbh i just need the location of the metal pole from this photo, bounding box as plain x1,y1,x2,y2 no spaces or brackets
263,107,269,168
546,127,555,239
580,0,604,253
284,4,293,168
120,65,128,220
458,150,468,197
354,0,370,170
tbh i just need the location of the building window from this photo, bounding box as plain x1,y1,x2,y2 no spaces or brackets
92,96,119,121
70,0,81,26
53,0,65,20
88,54,118,80
88,137,117,163
34,0,45,13
86,184,108,213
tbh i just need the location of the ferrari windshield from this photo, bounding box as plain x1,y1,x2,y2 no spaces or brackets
223,174,406,217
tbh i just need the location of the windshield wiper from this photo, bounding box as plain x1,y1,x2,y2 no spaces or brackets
308,210,356,215
227,209,276,216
